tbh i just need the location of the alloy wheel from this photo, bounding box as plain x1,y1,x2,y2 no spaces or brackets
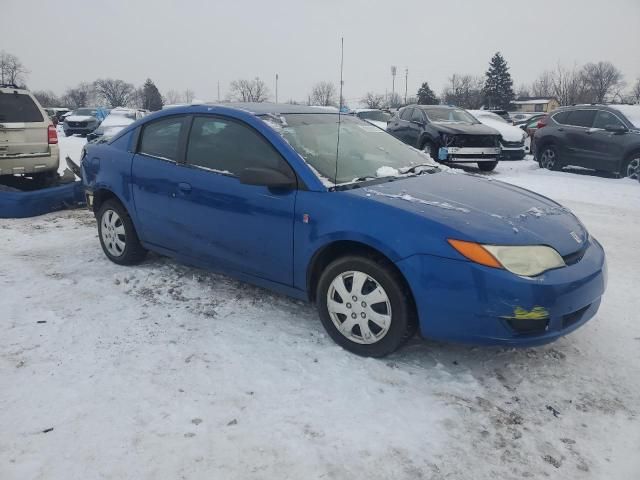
626,158,640,180
326,270,392,344
101,209,126,257
540,148,556,170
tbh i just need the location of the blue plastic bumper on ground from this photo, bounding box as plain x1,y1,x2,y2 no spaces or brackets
396,239,606,346
0,181,85,218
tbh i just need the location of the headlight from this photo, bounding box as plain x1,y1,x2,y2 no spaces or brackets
448,239,565,277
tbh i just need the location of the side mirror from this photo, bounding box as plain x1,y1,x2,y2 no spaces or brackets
238,167,296,189
604,124,627,134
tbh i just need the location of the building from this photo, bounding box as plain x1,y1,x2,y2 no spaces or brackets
510,97,560,113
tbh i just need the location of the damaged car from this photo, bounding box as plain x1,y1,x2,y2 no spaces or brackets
387,105,502,171
81,103,607,357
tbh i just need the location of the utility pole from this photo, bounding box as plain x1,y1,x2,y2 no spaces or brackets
217,81,220,102
275,73,279,103
391,66,397,106
404,67,408,105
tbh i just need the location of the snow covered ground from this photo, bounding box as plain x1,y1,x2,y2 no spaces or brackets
1,137,639,479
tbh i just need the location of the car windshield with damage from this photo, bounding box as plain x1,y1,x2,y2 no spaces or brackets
424,107,478,124
263,113,438,185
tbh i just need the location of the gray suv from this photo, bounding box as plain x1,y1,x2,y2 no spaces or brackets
534,104,640,178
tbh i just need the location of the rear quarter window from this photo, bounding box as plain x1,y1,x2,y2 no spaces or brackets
0,93,44,122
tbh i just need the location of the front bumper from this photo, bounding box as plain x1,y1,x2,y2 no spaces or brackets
395,238,606,346
439,146,501,162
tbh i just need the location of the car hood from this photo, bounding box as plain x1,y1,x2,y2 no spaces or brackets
478,118,524,142
364,119,388,130
431,122,500,136
65,115,95,122
348,172,588,256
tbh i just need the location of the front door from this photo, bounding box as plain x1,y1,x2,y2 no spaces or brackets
584,110,628,172
171,115,297,285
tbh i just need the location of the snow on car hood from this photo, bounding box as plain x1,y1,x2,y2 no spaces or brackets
65,115,95,122
349,173,588,256
364,119,388,130
473,116,524,142
431,122,499,136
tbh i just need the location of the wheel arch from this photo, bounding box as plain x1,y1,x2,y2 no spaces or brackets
622,148,640,173
306,240,417,315
92,188,126,214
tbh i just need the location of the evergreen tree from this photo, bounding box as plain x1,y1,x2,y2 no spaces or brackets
482,52,514,109
142,79,163,111
417,82,439,105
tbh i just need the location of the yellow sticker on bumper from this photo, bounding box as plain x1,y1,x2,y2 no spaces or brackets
501,306,549,320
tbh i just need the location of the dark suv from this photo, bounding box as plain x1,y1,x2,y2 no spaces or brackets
534,104,640,179
387,105,502,171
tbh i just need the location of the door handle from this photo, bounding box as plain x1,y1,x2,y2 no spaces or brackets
178,182,192,193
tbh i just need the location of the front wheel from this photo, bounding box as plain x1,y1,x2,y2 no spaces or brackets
316,255,417,357
622,156,640,180
477,161,498,172
422,140,438,162
97,199,147,265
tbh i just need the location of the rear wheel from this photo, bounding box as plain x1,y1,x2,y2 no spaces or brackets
316,255,417,357
97,199,147,265
622,156,640,180
539,144,562,171
477,161,498,172
422,140,438,161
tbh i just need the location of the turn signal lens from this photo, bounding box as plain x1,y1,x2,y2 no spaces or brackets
447,239,502,269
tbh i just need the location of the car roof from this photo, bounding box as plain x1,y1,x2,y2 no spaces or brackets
413,104,457,110
192,102,338,115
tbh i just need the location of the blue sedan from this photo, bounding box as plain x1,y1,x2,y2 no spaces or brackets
81,103,606,357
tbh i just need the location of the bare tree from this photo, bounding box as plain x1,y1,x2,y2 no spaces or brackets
229,77,269,102
581,61,624,103
531,71,554,97
63,82,96,108
442,74,484,109
164,89,182,105
128,87,145,108
549,64,591,105
630,78,640,104
515,84,531,99
94,78,135,107
362,92,385,109
0,51,29,86
309,81,337,106
32,90,61,107
386,92,403,109
183,88,195,103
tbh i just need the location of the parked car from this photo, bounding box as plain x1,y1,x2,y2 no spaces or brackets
387,105,502,171
0,84,59,183
81,103,606,357
520,114,547,154
510,112,544,125
469,110,528,159
534,104,640,178
487,109,511,122
44,107,71,126
63,107,108,137
352,109,391,130
87,107,148,142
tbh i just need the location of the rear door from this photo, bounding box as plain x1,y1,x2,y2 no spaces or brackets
130,115,189,250
0,90,48,158
407,108,425,147
562,109,597,167
388,107,414,144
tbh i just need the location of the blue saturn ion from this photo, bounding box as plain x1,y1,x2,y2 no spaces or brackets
81,103,606,357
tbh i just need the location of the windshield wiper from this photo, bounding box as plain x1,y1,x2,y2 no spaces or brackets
400,164,439,175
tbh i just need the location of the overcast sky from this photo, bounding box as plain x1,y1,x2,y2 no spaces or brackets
2,0,639,104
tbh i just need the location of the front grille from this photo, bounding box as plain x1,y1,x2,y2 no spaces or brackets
506,318,549,336
562,304,591,329
501,140,524,148
450,134,498,148
68,121,87,128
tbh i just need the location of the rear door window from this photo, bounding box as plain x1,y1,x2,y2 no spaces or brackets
138,116,186,161
565,110,597,128
0,93,43,122
411,109,424,123
400,108,413,121
186,116,289,176
552,111,569,124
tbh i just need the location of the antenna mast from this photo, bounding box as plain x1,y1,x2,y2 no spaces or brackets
334,37,344,186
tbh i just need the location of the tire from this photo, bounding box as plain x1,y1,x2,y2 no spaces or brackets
477,161,498,172
421,140,438,162
97,198,147,265
316,255,417,357
622,156,640,180
65,131,73,137
538,144,562,171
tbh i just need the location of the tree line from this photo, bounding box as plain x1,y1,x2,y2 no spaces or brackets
3,49,639,113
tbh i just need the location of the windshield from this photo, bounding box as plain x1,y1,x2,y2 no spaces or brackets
356,110,391,122
474,112,507,124
263,114,437,185
73,108,98,116
612,105,640,128
424,107,478,124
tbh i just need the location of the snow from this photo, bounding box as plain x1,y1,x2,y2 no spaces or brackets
512,99,553,105
609,104,640,128
376,165,399,177
64,115,94,122
1,140,640,479
469,110,526,143
365,189,471,213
